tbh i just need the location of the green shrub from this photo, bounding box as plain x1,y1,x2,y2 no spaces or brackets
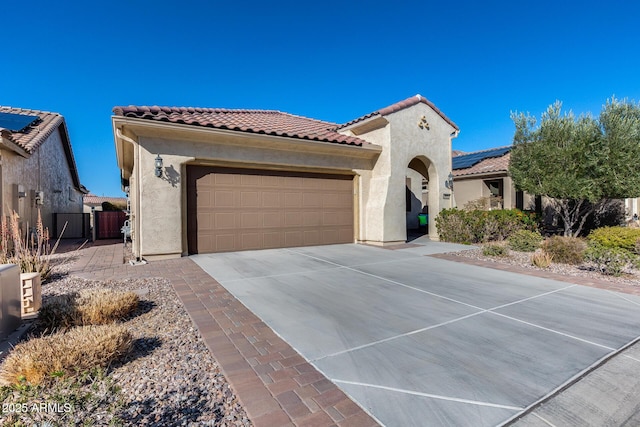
482,243,509,257
585,243,639,276
435,209,539,244
509,230,544,252
588,227,640,252
541,236,586,264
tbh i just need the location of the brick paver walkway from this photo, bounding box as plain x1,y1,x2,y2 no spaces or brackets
69,242,379,427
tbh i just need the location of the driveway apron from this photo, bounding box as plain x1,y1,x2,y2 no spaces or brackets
191,243,640,427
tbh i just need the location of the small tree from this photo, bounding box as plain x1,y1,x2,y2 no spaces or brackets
510,98,640,236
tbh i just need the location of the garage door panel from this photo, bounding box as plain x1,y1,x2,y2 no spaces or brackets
188,166,354,254
240,174,261,186
241,233,262,250
302,212,321,226
240,191,260,208
262,192,281,208
263,212,282,227
285,193,302,207
284,212,302,226
215,191,235,207
303,193,322,208
215,235,236,252
285,231,303,247
240,212,260,228
211,174,230,185
264,232,283,248
215,213,236,229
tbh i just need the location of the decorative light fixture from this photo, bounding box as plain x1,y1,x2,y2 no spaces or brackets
445,172,454,190
154,154,163,178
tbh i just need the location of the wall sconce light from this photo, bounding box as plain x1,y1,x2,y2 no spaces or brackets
445,172,454,190
154,154,163,178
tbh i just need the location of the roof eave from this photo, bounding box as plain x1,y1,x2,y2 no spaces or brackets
112,116,383,160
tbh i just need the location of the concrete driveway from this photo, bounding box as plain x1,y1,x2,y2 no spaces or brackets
191,242,640,426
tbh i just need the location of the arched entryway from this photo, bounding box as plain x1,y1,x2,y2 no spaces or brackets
405,156,438,241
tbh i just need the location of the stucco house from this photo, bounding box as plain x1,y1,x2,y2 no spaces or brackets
113,95,459,260
452,146,640,221
0,106,86,236
452,147,533,210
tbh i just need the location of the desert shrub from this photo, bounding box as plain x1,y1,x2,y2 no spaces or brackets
588,227,640,252
585,243,639,276
435,208,539,244
482,243,509,257
531,251,553,268
39,289,139,331
509,230,544,252
101,201,127,211
541,236,586,264
635,237,640,255
0,210,62,281
0,325,132,386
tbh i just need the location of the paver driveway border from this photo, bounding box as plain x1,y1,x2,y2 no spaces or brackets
191,242,640,426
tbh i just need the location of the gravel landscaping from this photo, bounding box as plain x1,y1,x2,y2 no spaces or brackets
0,256,253,427
448,244,640,287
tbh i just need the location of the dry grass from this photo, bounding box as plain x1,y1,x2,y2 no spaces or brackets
39,289,139,331
531,251,554,268
0,209,66,281
0,325,132,386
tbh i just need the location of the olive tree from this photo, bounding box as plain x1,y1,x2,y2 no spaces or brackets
509,98,640,236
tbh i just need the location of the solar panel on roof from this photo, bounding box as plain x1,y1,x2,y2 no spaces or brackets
452,147,511,170
0,112,39,132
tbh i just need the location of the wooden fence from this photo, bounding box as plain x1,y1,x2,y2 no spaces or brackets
94,211,127,240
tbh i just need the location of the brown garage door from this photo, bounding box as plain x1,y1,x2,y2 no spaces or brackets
187,166,354,254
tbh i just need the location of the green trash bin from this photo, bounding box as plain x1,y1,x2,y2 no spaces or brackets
418,214,428,227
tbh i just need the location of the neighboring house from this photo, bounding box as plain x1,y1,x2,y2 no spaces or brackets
0,106,87,236
452,146,640,220
113,95,459,260
83,194,127,227
452,147,532,210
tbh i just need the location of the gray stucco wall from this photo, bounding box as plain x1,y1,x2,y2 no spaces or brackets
1,127,83,234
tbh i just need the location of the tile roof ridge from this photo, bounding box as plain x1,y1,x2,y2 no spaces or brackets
114,105,286,115
338,94,458,131
113,105,335,122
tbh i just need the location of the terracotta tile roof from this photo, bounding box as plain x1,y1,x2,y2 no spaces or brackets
112,106,371,147
339,94,459,131
453,148,511,177
0,106,63,153
83,194,127,206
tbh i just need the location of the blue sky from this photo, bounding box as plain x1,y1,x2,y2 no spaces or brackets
2,1,638,196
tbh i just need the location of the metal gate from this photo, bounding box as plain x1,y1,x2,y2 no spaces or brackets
53,213,90,239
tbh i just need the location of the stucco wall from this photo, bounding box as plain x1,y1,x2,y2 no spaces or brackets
1,127,83,234
454,174,538,211
453,178,484,209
